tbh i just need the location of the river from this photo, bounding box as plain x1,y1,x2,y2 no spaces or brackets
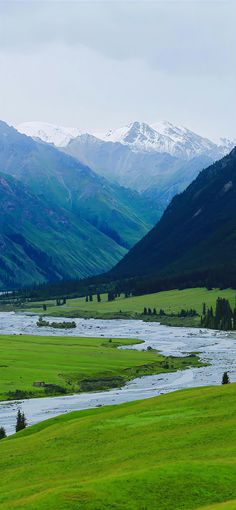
0,312,236,435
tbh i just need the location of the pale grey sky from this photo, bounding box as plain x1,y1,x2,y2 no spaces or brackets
0,0,235,139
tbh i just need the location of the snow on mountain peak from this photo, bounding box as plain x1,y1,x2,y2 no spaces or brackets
16,121,82,147
16,119,235,161
96,120,234,160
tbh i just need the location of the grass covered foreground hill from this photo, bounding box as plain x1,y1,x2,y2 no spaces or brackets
111,148,236,286
0,120,157,288
0,334,201,400
1,384,236,509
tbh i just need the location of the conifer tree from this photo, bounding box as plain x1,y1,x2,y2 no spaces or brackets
15,410,27,432
222,372,230,385
0,426,6,439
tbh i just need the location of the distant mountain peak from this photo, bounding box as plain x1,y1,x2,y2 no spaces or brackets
16,121,82,147
95,120,235,160
16,119,235,161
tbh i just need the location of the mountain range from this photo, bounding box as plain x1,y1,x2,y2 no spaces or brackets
111,147,236,287
0,121,157,288
1,118,235,290
17,119,234,159
17,120,235,213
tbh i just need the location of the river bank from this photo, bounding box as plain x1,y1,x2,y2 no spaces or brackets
0,312,236,435
8,287,234,329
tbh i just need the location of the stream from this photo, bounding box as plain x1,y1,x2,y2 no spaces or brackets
0,312,236,435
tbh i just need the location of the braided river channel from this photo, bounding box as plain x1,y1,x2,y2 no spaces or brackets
0,312,236,435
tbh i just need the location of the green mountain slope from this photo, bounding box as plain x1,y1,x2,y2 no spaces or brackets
0,121,158,288
0,172,127,288
0,384,236,509
111,148,236,283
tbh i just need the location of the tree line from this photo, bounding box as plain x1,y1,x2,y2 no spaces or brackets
143,307,198,317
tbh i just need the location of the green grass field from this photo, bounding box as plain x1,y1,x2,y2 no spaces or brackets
0,334,202,401
0,383,236,509
19,287,236,327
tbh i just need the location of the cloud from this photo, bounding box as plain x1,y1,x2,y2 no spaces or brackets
0,1,235,138
0,1,235,76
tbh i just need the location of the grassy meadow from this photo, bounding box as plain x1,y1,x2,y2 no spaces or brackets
0,383,236,509
19,287,236,327
0,334,202,401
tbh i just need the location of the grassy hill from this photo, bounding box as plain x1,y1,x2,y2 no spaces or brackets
0,383,236,509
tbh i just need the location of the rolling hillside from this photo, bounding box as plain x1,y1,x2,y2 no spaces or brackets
0,384,236,509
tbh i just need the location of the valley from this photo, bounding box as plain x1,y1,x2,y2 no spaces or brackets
0,121,158,288
0,310,236,438
1,3,236,510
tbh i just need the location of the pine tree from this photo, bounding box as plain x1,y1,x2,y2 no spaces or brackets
15,410,27,432
143,307,147,315
97,293,101,302
202,303,206,316
0,426,6,439
85,296,88,302
222,371,230,385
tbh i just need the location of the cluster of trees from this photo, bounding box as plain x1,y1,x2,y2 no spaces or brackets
143,307,198,317
84,291,130,303
177,308,198,317
0,410,27,440
85,293,102,302
56,297,66,306
201,298,236,330
143,307,157,315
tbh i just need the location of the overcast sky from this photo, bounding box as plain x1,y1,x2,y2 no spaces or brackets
0,0,235,139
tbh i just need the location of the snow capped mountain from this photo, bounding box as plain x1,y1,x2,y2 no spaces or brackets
16,119,235,161
96,120,234,160
95,121,167,153
16,121,83,147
